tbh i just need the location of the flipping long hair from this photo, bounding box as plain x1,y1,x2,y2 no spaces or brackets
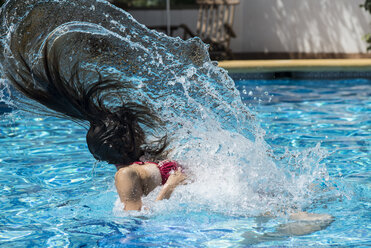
5,44,167,165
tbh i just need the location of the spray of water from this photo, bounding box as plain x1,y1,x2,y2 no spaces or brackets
0,0,332,216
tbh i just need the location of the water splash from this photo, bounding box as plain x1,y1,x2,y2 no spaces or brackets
0,0,332,216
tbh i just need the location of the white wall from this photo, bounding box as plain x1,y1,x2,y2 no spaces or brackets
129,0,371,54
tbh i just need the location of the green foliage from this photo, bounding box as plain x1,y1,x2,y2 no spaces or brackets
360,0,371,13
360,0,371,50
363,34,371,51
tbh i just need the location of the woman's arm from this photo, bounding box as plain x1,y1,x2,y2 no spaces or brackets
156,169,186,201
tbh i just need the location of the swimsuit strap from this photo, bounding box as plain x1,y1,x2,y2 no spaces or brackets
132,161,158,165
116,161,153,167
132,161,144,165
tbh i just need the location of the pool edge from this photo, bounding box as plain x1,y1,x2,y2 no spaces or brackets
218,59,371,73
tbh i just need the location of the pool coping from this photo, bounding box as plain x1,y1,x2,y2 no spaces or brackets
218,59,371,73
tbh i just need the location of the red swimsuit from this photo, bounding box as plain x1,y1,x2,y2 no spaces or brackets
132,160,181,185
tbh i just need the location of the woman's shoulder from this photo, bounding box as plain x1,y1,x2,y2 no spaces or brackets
115,166,139,180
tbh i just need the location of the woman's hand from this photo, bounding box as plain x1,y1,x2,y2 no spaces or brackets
165,168,187,187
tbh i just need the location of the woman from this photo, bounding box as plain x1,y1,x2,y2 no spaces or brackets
5,47,334,227
115,161,186,210
5,44,186,211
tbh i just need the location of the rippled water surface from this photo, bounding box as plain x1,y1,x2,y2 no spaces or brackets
1,78,370,247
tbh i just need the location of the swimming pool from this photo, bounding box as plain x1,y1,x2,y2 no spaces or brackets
1,78,369,247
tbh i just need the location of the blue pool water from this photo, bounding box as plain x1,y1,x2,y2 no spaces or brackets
0,78,370,247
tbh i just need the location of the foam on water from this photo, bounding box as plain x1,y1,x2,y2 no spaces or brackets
0,0,333,217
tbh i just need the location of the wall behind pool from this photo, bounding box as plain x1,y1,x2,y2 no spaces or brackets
128,0,371,54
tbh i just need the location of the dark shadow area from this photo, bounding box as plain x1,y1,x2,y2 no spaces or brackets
109,0,197,10
232,52,371,60
0,102,12,115
230,71,371,80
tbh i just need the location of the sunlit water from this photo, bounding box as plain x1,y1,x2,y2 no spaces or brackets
0,78,370,247
0,0,370,246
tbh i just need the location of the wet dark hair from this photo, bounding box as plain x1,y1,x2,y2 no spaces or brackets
5,44,167,165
